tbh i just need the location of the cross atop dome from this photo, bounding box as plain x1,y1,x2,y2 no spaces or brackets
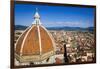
34,8,40,19
33,8,41,25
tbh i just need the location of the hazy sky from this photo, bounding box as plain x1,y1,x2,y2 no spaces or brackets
15,3,95,28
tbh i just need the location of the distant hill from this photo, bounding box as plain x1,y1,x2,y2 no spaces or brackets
46,26,94,32
15,25,27,30
15,25,94,31
87,27,94,32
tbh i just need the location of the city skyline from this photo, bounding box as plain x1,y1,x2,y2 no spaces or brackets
15,3,95,28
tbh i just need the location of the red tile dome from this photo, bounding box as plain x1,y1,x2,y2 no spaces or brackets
15,9,55,63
